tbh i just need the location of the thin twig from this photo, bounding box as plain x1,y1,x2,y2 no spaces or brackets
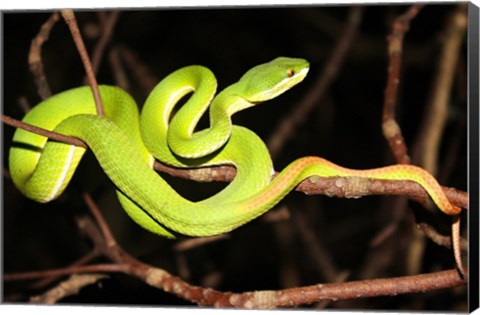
91,11,121,75
418,222,468,251
381,4,425,164
28,12,60,100
28,250,101,290
61,9,104,116
4,264,128,281
82,192,117,247
451,215,465,277
1,114,87,148
30,274,109,304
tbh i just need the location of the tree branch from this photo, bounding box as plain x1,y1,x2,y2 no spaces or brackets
61,9,104,117
28,12,60,100
382,4,424,164
5,211,467,308
2,113,468,212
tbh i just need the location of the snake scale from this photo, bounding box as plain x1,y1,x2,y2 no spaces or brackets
8,57,461,239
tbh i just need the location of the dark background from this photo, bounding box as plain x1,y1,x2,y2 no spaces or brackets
2,4,468,310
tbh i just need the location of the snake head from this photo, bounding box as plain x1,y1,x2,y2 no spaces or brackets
239,57,310,103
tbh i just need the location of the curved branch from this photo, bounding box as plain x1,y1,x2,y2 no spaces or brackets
29,274,109,304
5,215,467,308
141,267,465,308
28,12,60,100
2,113,468,211
382,3,425,164
61,10,104,117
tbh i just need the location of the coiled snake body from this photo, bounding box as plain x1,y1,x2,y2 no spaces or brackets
9,57,461,238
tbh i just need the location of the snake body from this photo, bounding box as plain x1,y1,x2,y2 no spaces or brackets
9,57,461,238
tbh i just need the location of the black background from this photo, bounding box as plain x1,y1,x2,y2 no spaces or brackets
2,4,468,310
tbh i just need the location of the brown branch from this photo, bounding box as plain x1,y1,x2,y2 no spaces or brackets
451,215,465,277
146,161,469,213
267,6,363,159
5,8,468,308
61,9,104,117
28,250,100,291
8,260,466,308
5,191,467,307
1,114,87,148
29,274,109,304
174,268,465,308
2,113,468,212
153,162,236,183
91,11,121,75
28,12,60,100
82,192,117,247
418,222,468,251
4,264,128,281
10,213,468,308
382,4,425,164
3,108,468,279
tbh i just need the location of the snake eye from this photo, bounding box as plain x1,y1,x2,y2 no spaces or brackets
286,69,295,78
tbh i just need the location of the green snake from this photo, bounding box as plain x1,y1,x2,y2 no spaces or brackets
8,57,461,239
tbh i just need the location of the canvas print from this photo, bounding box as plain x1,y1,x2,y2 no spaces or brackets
1,3,475,312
